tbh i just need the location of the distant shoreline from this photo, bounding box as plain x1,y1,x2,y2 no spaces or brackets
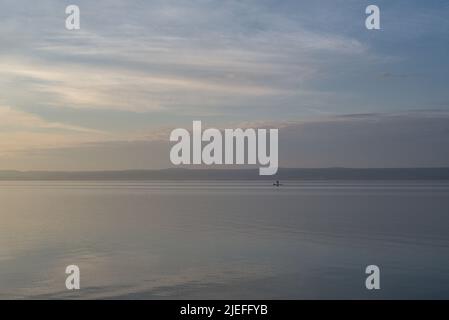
1,168,449,181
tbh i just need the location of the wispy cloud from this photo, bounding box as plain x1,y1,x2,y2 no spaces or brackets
0,105,101,133
0,0,448,169
0,0,372,115
1,111,448,170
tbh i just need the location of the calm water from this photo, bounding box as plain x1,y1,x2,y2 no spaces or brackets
1,180,449,299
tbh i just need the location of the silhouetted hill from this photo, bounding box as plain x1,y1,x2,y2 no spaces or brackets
1,168,449,180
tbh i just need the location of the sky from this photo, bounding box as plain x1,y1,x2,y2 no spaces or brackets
0,0,448,170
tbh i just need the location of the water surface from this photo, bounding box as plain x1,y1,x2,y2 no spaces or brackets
1,180,449,299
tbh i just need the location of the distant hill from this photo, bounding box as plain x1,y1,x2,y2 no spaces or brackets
1,168,449,180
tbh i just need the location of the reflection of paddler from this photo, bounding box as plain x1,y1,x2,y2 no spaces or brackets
273,180,282,187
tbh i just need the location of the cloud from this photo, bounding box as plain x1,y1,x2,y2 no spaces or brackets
0,105,110,154
0,105,102,133
279,111,449,168
0,0,371,115
1,111,448,170
0,0,448,170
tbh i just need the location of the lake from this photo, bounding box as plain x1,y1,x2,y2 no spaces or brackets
1,180,449,299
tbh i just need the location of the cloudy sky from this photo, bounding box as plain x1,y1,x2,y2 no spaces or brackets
0,0,448,170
